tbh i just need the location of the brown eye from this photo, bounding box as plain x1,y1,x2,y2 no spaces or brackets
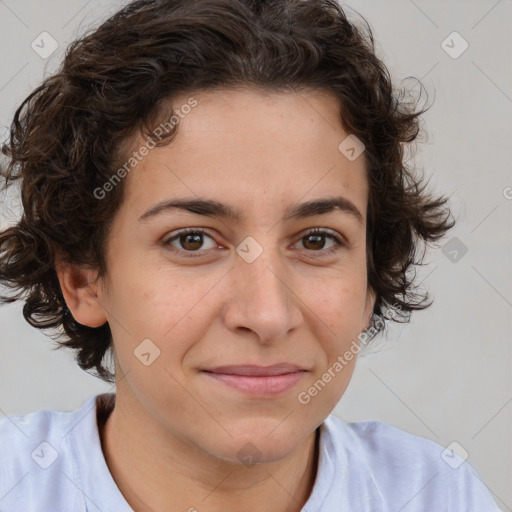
164,229,217,254
302,233,327,250
179,233,204,251
295,229,344,254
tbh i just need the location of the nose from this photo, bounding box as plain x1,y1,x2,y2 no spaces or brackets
222,244,303,344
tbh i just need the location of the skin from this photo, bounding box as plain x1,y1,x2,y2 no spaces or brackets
57,87,375,512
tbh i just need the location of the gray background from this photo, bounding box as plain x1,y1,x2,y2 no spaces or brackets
0,0,510,509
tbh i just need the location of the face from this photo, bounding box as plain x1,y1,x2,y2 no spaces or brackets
87,88,374,463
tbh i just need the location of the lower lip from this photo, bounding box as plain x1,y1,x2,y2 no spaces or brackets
202,371,306,396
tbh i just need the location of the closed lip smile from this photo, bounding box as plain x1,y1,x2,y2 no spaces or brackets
201,364,307,396
202,363,306,376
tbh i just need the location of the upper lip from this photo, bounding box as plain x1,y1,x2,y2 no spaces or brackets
202,364,306,376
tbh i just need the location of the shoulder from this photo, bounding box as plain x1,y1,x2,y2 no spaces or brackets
0,404,71,472
330,417,446,468
0,398,95,511
322,415,501,511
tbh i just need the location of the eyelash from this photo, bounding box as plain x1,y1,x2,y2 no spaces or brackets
163,227,344,258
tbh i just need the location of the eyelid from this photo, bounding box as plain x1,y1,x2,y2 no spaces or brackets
299,227,344,242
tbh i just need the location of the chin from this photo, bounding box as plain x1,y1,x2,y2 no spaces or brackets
211,418,311,465
211,439,301,466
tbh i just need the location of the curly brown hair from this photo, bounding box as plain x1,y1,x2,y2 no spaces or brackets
0,0,454,383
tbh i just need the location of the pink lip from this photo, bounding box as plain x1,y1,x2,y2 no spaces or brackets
201,364,306,396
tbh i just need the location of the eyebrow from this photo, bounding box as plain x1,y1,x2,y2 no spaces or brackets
138,196,364,225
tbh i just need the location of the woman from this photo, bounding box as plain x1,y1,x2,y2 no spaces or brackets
0,0,501,510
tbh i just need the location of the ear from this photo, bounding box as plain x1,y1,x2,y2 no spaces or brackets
362,288,376,330
55,253,108,328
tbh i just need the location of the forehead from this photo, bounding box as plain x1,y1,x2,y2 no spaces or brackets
121,87,368,224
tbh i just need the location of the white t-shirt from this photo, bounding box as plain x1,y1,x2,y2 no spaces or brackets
0,393,501,511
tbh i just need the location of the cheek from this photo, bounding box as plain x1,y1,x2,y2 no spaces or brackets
308,271,369,343
297,343,358,424
310,275,367,406
103,260,211,373
107,269,212,406
133,269,222,359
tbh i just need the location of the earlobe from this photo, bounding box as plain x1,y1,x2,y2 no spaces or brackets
55,255,108,328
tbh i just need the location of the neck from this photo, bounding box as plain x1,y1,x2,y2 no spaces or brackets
98,391,319,512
